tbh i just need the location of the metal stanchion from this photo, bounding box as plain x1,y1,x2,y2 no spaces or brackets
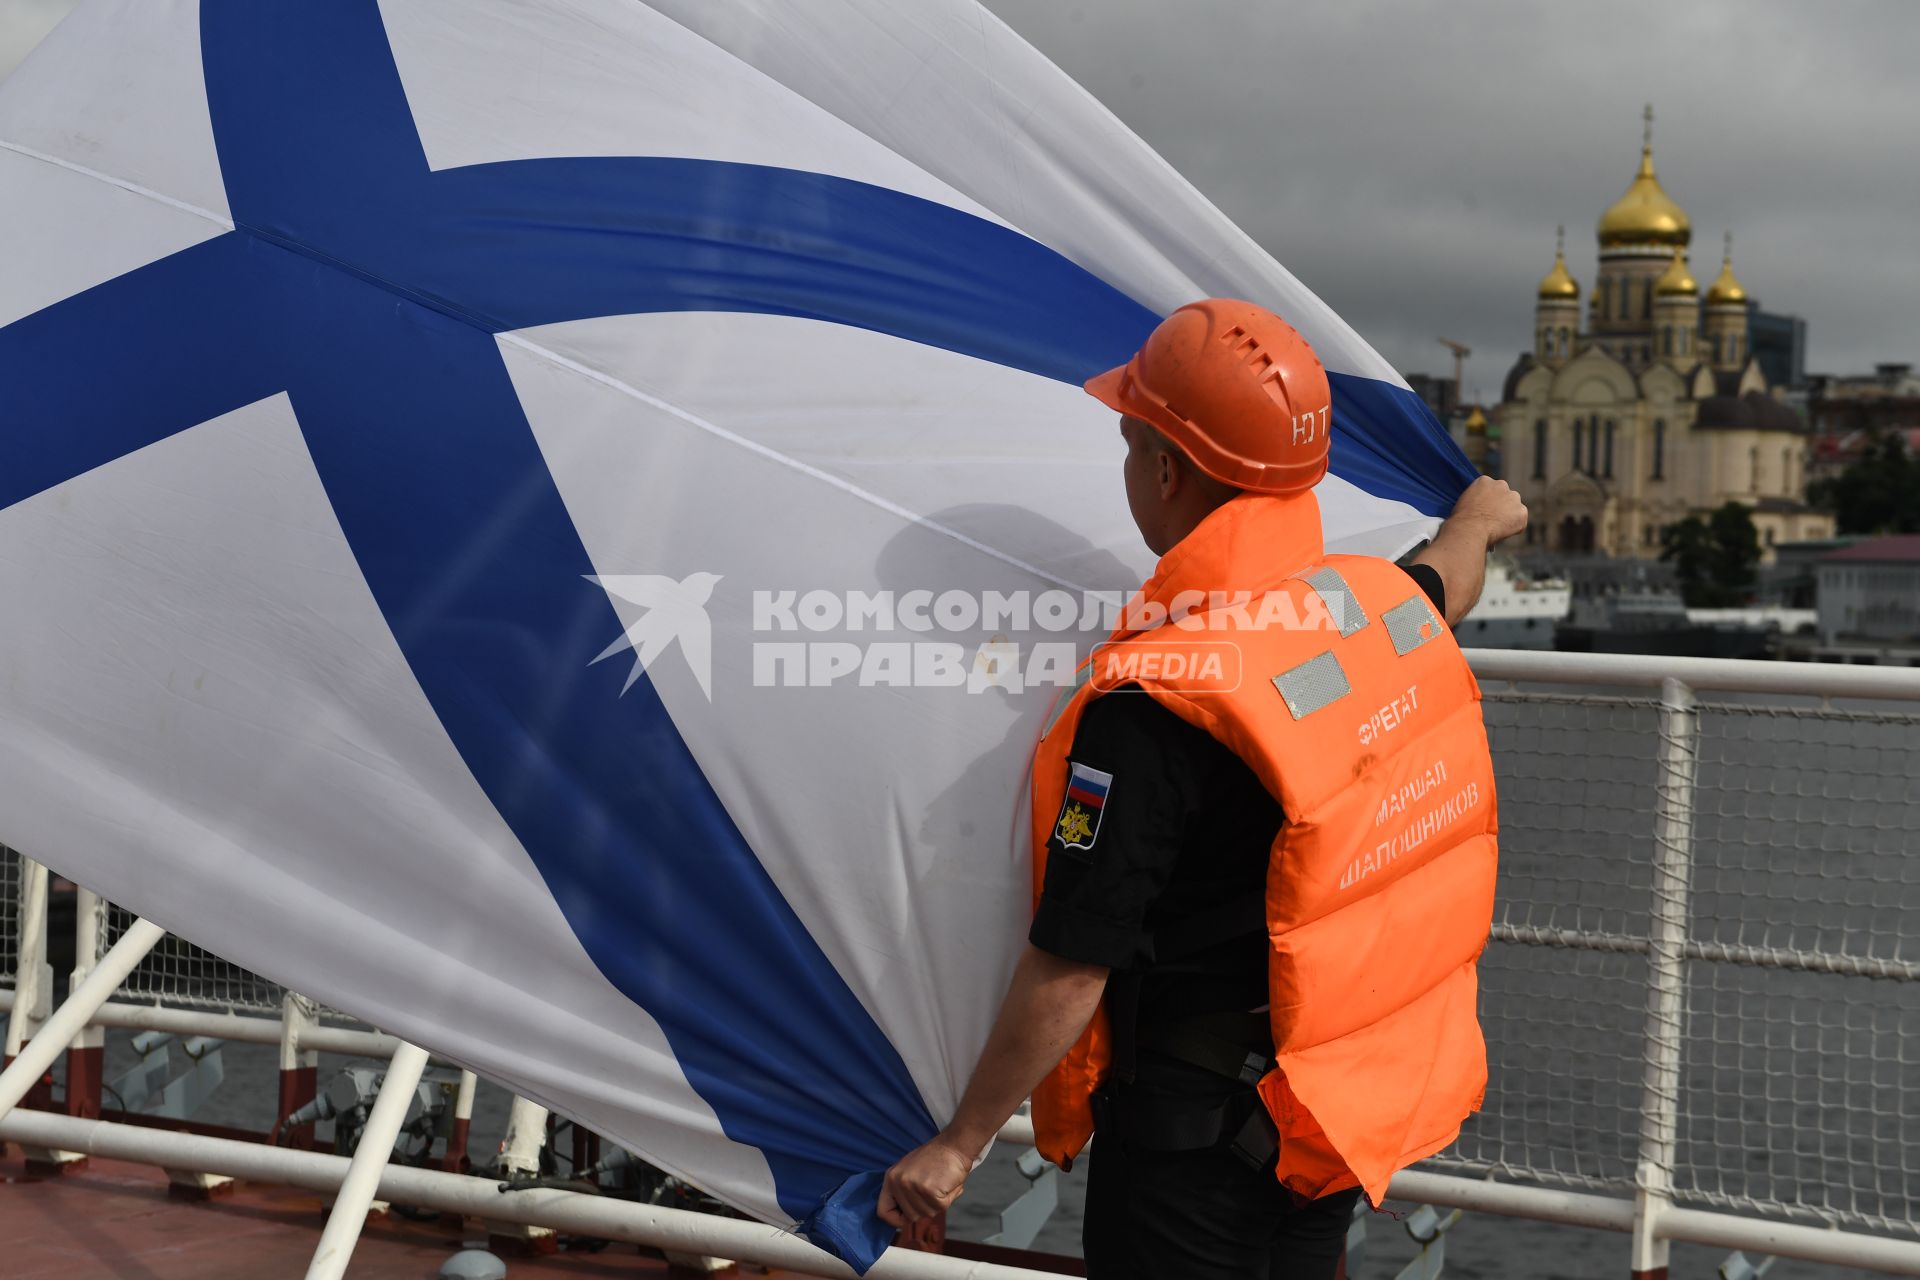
277,992,322,1149
488,1095,557,1252
304,1039,430,1280
0,917,164,1120
2,859,52,1064
1631,677,1698,1280
444,1068,477,1172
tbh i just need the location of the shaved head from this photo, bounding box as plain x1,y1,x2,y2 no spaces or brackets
1119,415,1238,556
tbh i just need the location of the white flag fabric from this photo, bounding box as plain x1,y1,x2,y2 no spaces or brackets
0,1,1474,1268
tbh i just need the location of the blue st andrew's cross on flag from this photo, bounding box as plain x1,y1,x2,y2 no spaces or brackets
0,2,1476,1269
0,6,1163,1262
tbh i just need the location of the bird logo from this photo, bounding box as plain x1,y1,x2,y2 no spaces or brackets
586,572,724,701
1055,804,1095,848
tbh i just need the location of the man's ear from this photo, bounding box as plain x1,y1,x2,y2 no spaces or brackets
1156,444,1180,498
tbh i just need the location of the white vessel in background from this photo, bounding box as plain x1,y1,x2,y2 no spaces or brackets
1456,557,1570,650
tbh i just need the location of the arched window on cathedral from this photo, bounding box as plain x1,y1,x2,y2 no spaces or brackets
1559,326,1570,356
1783,446,1795,494
1533,420,1547,479
1750,445,1761,493
1641,278,1653,319
1662,326,1672,356
1652,419,1666,480
1572,418,1585,473
1604,420,1616,478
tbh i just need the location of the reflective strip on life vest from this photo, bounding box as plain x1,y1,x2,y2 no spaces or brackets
1299,565,1370,638
1382,594,1443,657
1271,650,1352,719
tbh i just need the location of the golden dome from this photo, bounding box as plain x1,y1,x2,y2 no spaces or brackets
1706,234,1747,305
1596,108,1689,249
1538,226,1579,300
1655,248,1698,297
1465,406,1488,432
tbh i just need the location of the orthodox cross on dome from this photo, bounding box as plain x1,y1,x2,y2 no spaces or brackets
1643,102,1655,149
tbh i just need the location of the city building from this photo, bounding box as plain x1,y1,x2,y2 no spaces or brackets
1807,363,1920,482
1404,371,1459,423
1495,109,1834,561
1748,304,1808,391
1815,535,1920,645
1810,362,1920,405
1768,536,1857,608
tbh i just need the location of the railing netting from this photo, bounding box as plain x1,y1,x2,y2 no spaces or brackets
102,902,286,1015
1421,687,1920,1241
0,845,19,992
1675,701,1920,1235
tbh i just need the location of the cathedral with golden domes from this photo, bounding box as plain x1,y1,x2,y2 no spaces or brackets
1496,108,1833,560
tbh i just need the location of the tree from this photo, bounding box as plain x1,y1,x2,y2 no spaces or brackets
1808,430,1920,534
1660,501,1760,607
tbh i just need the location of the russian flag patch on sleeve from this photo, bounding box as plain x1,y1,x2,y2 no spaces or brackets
1053,761,1114,853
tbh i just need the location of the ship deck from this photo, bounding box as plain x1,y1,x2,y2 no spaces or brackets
1,1146,836,1279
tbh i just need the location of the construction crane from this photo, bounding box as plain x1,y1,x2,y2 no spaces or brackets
1437,338,1471,412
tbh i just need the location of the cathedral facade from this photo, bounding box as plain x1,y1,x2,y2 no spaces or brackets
1496,115,1833,561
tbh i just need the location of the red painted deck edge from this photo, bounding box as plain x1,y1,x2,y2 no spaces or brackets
0,1146,837,1279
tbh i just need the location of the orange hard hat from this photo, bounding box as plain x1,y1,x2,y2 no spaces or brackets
1085,298,1332,494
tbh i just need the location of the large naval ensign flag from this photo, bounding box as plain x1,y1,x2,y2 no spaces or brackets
0,0,1475,1268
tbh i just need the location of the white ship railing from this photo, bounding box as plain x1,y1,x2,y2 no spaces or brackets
2,648,1918,1276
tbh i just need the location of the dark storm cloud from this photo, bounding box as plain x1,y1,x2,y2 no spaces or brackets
982,0,1920,399
6,1,1913,398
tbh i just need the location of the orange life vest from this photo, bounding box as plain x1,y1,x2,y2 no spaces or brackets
1030,490,1497,1206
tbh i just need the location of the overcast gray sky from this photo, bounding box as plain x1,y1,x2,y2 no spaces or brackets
5,0,1913,400
983,0,1920,399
